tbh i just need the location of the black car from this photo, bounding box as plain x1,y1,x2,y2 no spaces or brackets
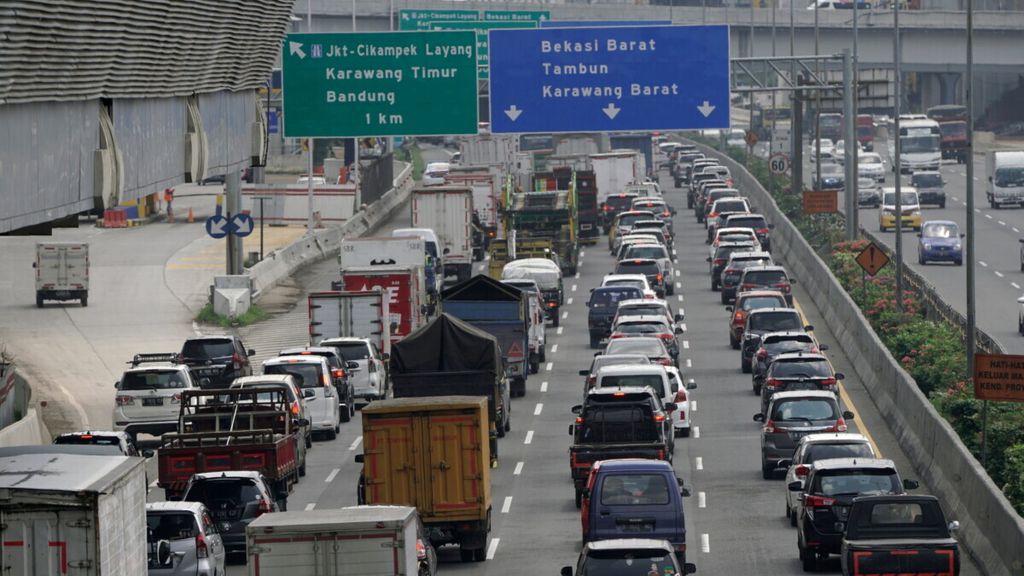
751,331,825,394
723,213,774,252
587,286,644,348
707,241,758,291
759,352,843,416
740,308,811,373
180,336,254,388
792,458,918,571
181,471,284,556
601,193,639,232
615,258,665,298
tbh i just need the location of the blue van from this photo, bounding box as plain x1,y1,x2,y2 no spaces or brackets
580,459,691,563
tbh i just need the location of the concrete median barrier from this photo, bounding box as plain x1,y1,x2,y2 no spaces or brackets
693,142,1024,575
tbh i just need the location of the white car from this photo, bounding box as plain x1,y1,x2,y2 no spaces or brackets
262,356,340,440
296,176,326,186
858,152,886,182
319,337,388,404
601,273,658,299
112,353,201,441
664,365,696,438
422,162,450,186
780,433,875,525
834,139,863,164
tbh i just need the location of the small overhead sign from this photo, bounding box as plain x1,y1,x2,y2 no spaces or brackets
974,353,1024,402
855,241,890,276
802,190,839,215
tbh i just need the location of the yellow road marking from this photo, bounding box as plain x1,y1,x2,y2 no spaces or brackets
792,299,883,458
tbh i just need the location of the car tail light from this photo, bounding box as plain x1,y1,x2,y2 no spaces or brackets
488,230,496,238
656,273,664,283
575,417,584,425
820,377,837,387
734,310,748,323
714,258,726,266
774,282,791,292
657,449,665,461
232,352,243,370
196,532,209,559
610,333,626,339
805,494,836,508
613,392,626,397
756,227,770,234
756,348,768,360
654,413,667,422
416,539,427,561
291,401,301,415
663,211,671,217
765,378,783,389
257,497,272,516
763,419,776,433
796,464,810,478
115,395,135,406
170,393,182,404
674,390,688,403
741,283,757,290
657,333,674,342
656,358,674,366
332,368,346,379
322,373,331,387
546,301,557,308
829,417,848,433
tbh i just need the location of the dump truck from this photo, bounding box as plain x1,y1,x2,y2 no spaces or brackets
355,396,492,563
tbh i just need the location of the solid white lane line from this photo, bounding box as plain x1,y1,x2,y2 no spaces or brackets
305,503,316,511
686,358,692,368
546,362,553,371
980,261,988,267
540,381,549,392
995,271,1005,278
696,457,703,470
514,461,524,475
567,297,574,305
683,340,690,349
693,426,700,439
691,400,697,412
502,496,513,514
348,436,363,451
524,431,534,445
486,538,500,560
1013,283,1021,290
325,468,340,483
701,533,710,554
534,403,543,416
698,491,707,508
551,344,558,353
557,327,564,335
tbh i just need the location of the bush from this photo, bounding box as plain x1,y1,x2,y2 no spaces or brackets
196,303,267,328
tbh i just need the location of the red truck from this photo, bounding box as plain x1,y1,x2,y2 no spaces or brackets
338,266,427,346
157,387,304,501
857,114,875,152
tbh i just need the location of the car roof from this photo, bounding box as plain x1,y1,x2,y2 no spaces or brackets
618,258,659,265
799,432,871,446
771,352,828,362
185,335,236,342
749,307,799,315
280,346,339,356
192,470,263,481
619,210,655,217
762,331,814,340
320,337,370,344
615,315,671,324
725,212,766,220
603,274,647,282
810,457,896,471
585,538,675,552
617,299,668,308
729,251,771,260
594,354,652,365
263,355,328,366
740,265,787,273
231,375,297,387
716,241,757,249
923,219,958,226
147,501,206,515
594,459,674,473
587,385,658,396
736,289,786,299
607,336,664,345
596,364,668,376
716,227,756,235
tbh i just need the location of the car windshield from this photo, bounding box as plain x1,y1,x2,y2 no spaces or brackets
715,200,747,212
821,164,842,176
771,360,832,378
580,549,678,576
182,339,234,359
912,174,943,187
605,280,646,291
263,363,322,389
861,155,882,165
922,223,959,238
719,233,755,244
120,370,186,391
600,375,665,396
744,270,787,285
54,434,122,447
728,217,767,229
805,442,874,464
593,356,651,371
591,288,643,308
600,474,671,506
606,339,666,357
750,312,801,331
940,122,967,136
772,399,838,421
147,512,198,541
614,323,664,336
618,213,653,228
815,470,900,497
715,245,750,260
606,195,637,210
741,296,785,311
708,191,739,203
625,246,668,260
883,192,919,206
328,342,370,360
580,405,659,443
902,135,939,154
616,262,659,276
994,167,1024,187
184,479,261,511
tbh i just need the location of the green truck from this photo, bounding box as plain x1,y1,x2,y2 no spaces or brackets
505,181,579,276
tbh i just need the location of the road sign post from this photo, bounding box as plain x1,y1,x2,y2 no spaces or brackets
282,32,478,137
855,241,891,301
769,153,790,176
487,25,730,134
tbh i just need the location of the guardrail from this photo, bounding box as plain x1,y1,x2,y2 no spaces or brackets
247,160,415,301
692,141,1024,575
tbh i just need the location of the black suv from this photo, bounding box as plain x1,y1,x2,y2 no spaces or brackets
751,331,825,394
791,458,918,571
181,336,254,388
741,308,811,373
723,213,774,252
759,352,843,416
587,286,644,348
181,471,283,556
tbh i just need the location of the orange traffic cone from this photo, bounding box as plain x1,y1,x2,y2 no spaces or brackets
187,207,194,223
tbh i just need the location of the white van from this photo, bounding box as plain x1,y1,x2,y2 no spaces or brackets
262,356,340,441
987,150,1024,208
501,278,547,373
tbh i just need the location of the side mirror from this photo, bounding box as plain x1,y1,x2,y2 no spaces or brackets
142,449,155,458
381,352,390,360
804,325,814,331
302,389,316,400
842,410,855,420
578,369,589,376
725,305,733,312
777,458,793,469
705,257,712,262
561,567,574,576
683,563,697,575
674,326,685,335
948,520,960,533
247,349,256,357
834,372,846,380
916,232,922,238
571,404,583,415
753,413,765,422
664,402,678,412
819,344,830,351
675,312,685,322
834,521,847,533
903,479,920,490
347,361,360,370
788,480,804,492
296,418,311,428
790,277,798,284
354,454,365,464
687,379,697,390
114,381,120,389
681,487,692,497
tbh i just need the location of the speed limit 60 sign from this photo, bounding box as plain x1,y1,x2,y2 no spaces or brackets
769,153,790,175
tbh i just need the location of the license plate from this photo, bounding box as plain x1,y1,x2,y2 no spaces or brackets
142,397,163,407
55,291,70,298
582,224,592,230
618,519,654,532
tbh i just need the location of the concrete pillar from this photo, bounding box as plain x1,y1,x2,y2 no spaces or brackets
936,72,960,105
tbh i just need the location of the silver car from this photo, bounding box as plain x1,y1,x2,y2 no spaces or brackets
146,501,226,576
622,243,675,295
777,433,875,526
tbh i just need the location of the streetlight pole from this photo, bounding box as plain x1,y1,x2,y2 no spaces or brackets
893,0,904,314
965,0,982,465
851,0,860,235
306,1,314,231
813,0,822,192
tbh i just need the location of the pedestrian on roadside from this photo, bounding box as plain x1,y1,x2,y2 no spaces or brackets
164,188,175,223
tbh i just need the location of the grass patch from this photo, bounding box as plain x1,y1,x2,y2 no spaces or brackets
196,303,268,328
395,144,425,181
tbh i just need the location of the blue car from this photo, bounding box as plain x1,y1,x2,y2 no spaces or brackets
918,220,963,265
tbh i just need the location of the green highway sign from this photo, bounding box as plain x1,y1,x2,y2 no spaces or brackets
281,32,479,138
428,20,538,80
399,9,478,31
483,10,550,23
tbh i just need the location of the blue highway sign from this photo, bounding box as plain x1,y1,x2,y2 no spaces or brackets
206,215,230,239
539,20,671,28
488,25,730,134
231,213,254,238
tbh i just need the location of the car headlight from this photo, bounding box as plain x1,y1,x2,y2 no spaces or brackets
922,242,931,249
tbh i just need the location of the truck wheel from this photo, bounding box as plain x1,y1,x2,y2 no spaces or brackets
300,460,307,477
326,428,337,440
589,334,599,349
340,405,351,423
36,294,43,308
529,358,539,374
539,345,546,363
460,549,474,563
81,295,88,307
474,547,486,562
497,420,506,438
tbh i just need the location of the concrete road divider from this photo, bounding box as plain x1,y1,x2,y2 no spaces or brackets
692,141,1024,576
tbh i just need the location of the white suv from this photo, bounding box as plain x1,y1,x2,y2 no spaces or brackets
112,353,199,441
262,356,341,440
320,337,388,405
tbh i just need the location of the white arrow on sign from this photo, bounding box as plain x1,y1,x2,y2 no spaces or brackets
697,101,716,118
234,216,253,236
504,105,523,122
602,103,621,120
289,41,306,60
208,217,227,236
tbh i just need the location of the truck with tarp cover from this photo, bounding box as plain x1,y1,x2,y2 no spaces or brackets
505,183,579,276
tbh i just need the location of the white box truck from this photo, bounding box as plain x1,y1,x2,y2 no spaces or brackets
246,506,428,576
591,150,642,204
987,150,1024,208
34,242,89,307
309,290,391,358
412,186,474,285
459,133,517,168
0,448,147,576
339,236,426,272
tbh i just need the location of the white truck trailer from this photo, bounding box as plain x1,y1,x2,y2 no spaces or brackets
34,242,89,307
591,150,642,204
0,448,147,576
308,290,391,358
412,186,474,286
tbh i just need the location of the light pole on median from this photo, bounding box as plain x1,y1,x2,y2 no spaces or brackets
893,0,904,314
851,0,860,236
965,0,982,465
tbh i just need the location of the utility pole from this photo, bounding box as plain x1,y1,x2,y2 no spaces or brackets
769,0,777,194
965,0,982,465
813,0,822,192
226,170,243,275
851,0,860,235
790,0,800,198
306,3,314,231
893,0,904,314
843,50,857,240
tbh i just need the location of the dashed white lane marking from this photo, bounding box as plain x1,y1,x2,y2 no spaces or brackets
545,362,554,371
325,468,340,483
486,538,500,560
701,533,710,554
952,196,960,201
675,281,682,289
686,358,692,368
675,269,681,277
349,436,363,451
556,327,564,335
1014,227,1020,233
985,214,993,220
995,271,1004,278
698,491,707,508
1013,282,1021,290
562,311,568,319
999,221,1007,226
975,208,982,213
514,461,524,475
681,322,687,332
693,426,700,438
575,272,580,279
691,400,697,412
534,403,544,416
524,431,534,445
683,340,690,349
502,496,513,514
696,457,704,470
540,381,549,392
551,344,558,353
980,261,988,267
305,503,316,511
567,297,574,305
571,284,577,292
580,250,586,257
677,295,684,302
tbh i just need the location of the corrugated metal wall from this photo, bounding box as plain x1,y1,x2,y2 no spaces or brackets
0,101,98,233
200,90,256,176
113,98,187,201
